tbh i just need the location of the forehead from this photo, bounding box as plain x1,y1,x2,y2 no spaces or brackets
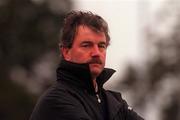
74,25,106,42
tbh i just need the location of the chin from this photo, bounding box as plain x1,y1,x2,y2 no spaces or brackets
90,69,102,78
89,64,104,76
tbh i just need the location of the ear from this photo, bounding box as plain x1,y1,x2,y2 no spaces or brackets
61,47,71,61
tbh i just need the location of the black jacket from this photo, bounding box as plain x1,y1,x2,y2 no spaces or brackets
30,60,144,120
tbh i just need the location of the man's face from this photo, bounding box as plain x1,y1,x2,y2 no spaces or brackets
62,25,107,78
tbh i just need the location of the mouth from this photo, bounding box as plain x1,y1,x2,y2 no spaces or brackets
89,63,102,68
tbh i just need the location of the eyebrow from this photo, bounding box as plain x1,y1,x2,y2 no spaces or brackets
81,40,92,44
81,40,106,44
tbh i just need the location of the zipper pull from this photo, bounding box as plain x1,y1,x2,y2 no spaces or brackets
96,94,101,103
94,81,101,103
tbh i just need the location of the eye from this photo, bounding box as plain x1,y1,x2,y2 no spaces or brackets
81,43,91,48
98,43,107,49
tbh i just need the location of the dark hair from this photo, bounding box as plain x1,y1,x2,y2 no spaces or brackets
59,10,110,48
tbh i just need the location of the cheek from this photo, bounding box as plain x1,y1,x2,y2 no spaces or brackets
103,52,107,64
101,52,106,60
70,51,90,63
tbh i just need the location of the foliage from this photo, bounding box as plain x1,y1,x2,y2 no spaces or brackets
0,0,72,119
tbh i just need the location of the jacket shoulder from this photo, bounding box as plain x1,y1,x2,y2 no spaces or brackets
105,90,144,120
30,81,91,120
106,90,123,102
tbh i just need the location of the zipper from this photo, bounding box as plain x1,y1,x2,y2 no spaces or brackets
96,94,101,103
95,81,101,103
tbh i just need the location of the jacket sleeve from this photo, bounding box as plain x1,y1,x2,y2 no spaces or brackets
109,91,144,120
122,100,144,120
29,89,92,120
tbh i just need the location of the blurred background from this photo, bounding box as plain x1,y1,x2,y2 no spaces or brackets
0,0,180,120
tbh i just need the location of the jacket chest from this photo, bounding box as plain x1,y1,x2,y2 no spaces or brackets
73,90,108,120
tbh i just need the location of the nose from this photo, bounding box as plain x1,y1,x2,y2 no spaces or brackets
91,45,100,57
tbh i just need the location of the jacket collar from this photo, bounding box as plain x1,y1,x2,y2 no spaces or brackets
56,59,116,94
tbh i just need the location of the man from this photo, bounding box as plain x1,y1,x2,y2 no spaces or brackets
30,11,144,120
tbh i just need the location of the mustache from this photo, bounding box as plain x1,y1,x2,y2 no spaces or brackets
87,58,102,64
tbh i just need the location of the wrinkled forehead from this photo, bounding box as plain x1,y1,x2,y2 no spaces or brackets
72,25,107,45
75,25,106,38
